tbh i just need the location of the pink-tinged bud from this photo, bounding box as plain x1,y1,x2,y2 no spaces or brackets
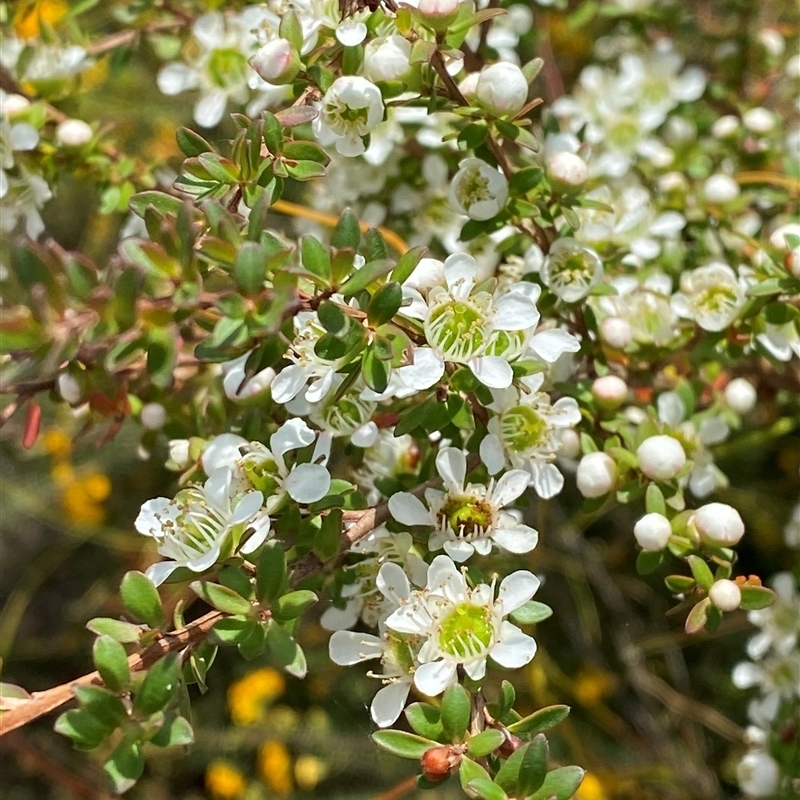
693,502,745,547
599,317,632,349
633,512,672,551
591,375,628,410
709,579,741,612
636,435,686,481
416,0,460,32
250,39,301,85
724,378,757,414
576,452,617,498
56,119,93,147
546,151,588,189
476,62,529,118
420,746,463,782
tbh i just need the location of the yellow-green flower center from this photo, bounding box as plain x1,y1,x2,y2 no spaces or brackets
501,405,547,453
438,602,494,660
425,300,489,362
208,48,248,90
455,165,491,211
438,495,493,538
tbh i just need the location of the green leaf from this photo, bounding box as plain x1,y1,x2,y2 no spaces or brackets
739,585,775,611
55,708,113,750
74,686,128,729
188,642,217,691
176,127,214,157
367,281,403,327
496,738,547,796
339,259,395,296
636,550,664,575
283,141,329,163
120,571,165,629
197,153,239,183
685,596,711,635
405,703,444,741
459,758,493,794
104,739,144,794
507,705,570,736
256,542,287,605
521,57,544,83
467,729,505,758
301,235,332,283
129,190,183,218
441,684,471,742
457,123,488,149
746,278,783,297
390,245,427,284
664,574,695,593
362,346,390,393
93,636,130,692
218,565,254,600
529,766,585,800
687,555,714,591
273,590,318,620
371,730,438,759
645,484,667,516
466,777,508,800
191,581,253,616
331,208,362,250
509,601,552,625
286,160,327,181
133,654,180,717
234,241,266,295
314,508,342,561
317,300,348,334
86,618,142,644
364,228,389,261
149,714,194,747
509,167,543,196
238,619,268,660
278,9,303,50
263,112,284,156
266,620,307,678
209,615,253,645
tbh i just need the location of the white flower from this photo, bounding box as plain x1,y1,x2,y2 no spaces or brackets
221,351,276,402
313,76,384,157
56,373,81,405
449,158,509,221
135,468,270,585
541,238,603,303
636,435,686,481
737,750,780,797
671,262,745,332
692,502,744,547
476,62,528,117
633,512,672,551
480,372,581,498
363,36,412,83
709,579,741,612
388,448,538,562
382,556,539,695
757,321,800,362
576,452,617,498
704,173,740,204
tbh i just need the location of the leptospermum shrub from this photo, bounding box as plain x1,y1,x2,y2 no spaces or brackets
0,0,798,798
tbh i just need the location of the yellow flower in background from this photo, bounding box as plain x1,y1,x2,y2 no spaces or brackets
257,740,292,795
13,0,68,40
206,761,246,800
294,754,328,791
61,472,111,526
43,429,71,461
227,668,286,726
573,666,618,707
576,772,607,800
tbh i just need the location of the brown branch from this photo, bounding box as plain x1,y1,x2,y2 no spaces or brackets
84,17,189,56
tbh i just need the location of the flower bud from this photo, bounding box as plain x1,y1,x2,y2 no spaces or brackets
546,151,588,190
737,750,780,797
724,378,757,414
636,435,686,481
476,62,529,118
420,745,462,782
704,174,740,204
363,35,412,83
708,579,742,612
458,72,479,101
742,107,775,134
633,512,672,551
57,372,82,405
416,0,460,33
141,402,167,430
56,119,93,147
250,38,301,85
576,452,617,498
168,439,191,469
591,375,628,410
1,93,31,119
449,157,508,221
711,115,739,139
693,502,745,547
556,428,580,460
599,317,632,349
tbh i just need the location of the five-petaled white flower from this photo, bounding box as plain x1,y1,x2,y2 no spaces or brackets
313,76,384,157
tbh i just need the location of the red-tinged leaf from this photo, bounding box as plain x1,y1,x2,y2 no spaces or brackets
22,401,41,449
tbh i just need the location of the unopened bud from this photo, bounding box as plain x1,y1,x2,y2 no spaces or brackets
633,512,672,551
363,35,412,83
168,439,191,469
57,373,82,405
704,174,740,204
591,375,628,409
709,579,742,612
711,114,739,139
636,435,686,481
250,38,301,85
476,62,529,118
416,0,460,32
420,745,463,782
724,378,757,415
693,502,745,547
742,107,775,134
1,93,31,119
56,119,93,147
576,452,617,498
141,402,167,430
546,151,588,190
599,317,632,350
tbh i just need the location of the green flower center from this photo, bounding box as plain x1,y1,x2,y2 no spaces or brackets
438,495,493,538
455,165,491,211
386,634,417,674
501,405,547,453
695,285,739,315
438,602,494,660
322,395,375,435
425,300,488,362
486,328,526,359
208,48,248,90
606,116,640,151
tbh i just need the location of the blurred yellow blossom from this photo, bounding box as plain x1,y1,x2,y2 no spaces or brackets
576,772,607,800
257,740,292,795
205,761,246,800
43,429,71,460
13,0,68,39
573,667,618,707
227,668,285,725
294,754,327,791
61,472,111,525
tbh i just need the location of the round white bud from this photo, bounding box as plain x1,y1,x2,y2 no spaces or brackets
636,435,686,481
576,452,617,498
711,115,739,139
769,222,800,250
476,62,529,118
57,373,82,405
736,750,780,798
591,375,628,409
417,0,460,31
633,512,673,551
693,502,745,546
556,428,581,460
786,54,800,80
1,93,31,119
56,119,93,147
250,39,301,85
704,174,740,204
742,107,775,134
363,35,412,83
546,151,588,189
724,378,757,414
708,579,742,612
141,402,167,430
600,317,633,349
168,439,191,469
757,28,784,57
458,72,479,101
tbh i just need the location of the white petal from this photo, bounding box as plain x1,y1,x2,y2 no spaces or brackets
271,364,309,404
239,517,270,554
493,294,539,331
427,555,466,602
469,356,513,389
491,622,537,667
204,468,233,514
398,347,444,390
270,418,315,458
146,560,178,586
463,658,487,681
194,89,228,128
230,491,264,525
376,562,411,606
157,63,197,95
435,447,467,493
202,433,247,473
135,498,176,538
284,463,331,503
371,679,411,727
530,462,564,500
497,570,540,614
480,434,506,475
442,539,475,562
389,492,433,527
657,391,685,426
732,662,762,689
312,431,333,465
492,524,538,554
528,329,581,362
329,630,384,665
351,421,378,448
187,539,224,573
551,397,582,427
492,470,529,507
443,253,477,293
336,20,367,46
320,601,360,631
414,660,457,696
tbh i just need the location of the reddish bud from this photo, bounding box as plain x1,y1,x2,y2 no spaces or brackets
420,745,463,782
